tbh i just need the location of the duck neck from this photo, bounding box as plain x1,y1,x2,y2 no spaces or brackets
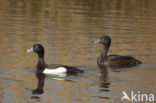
36,54,46,71
101,45,109,59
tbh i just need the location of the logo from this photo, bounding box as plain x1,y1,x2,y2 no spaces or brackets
121,91,155,102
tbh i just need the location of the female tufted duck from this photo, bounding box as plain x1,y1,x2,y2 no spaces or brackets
26,44,83,76
92,36,142,68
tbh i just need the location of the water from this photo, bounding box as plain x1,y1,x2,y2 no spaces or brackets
0,0,156,103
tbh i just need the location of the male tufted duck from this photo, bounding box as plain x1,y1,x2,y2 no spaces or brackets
92,35,142,68
26,44,83,76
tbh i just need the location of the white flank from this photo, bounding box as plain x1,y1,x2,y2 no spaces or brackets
43,67,67,76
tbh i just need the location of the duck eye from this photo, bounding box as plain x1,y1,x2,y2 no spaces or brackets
102,38,105,40
35,45,39,48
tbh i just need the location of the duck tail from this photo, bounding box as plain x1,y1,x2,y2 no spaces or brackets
136,60,142,64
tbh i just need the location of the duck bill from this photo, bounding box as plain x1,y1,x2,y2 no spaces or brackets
92,39,100,43
26,47,33,52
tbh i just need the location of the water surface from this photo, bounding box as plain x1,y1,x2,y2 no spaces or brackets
0,0,156,103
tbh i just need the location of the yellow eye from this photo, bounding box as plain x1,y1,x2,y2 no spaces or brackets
35,45,39,48
102,38,105,40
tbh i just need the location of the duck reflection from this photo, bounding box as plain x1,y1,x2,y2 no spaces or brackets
98,65,110,92
32,71,45,94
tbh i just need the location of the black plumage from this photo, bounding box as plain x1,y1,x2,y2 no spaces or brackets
26,44,83,75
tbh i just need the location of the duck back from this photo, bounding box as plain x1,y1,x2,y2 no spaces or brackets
98,54,141,68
